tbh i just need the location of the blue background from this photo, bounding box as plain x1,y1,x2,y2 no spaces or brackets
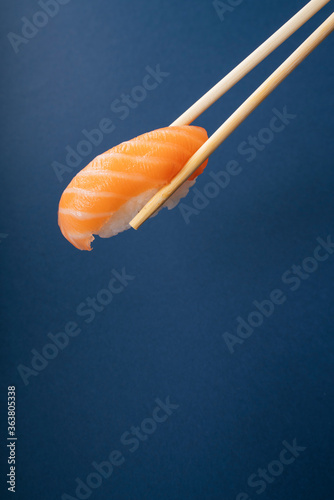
1,0,334,499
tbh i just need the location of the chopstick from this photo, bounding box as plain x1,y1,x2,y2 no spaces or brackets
171,0,330,127
130,12,334,230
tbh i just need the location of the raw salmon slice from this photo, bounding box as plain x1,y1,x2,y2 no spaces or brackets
58,125,209,250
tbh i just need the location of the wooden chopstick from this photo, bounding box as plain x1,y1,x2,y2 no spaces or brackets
171,0,330,126
130,13,334,230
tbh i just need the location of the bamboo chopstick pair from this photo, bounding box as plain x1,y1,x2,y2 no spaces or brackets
130,0,333,230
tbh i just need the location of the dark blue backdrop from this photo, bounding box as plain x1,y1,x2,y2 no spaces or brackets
1,1,334,499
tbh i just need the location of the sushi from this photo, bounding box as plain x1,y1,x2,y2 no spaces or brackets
58,126,209,250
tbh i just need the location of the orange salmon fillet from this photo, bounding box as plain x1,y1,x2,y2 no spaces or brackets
58,125,209,250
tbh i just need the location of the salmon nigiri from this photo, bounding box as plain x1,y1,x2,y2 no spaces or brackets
58,125,209,250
